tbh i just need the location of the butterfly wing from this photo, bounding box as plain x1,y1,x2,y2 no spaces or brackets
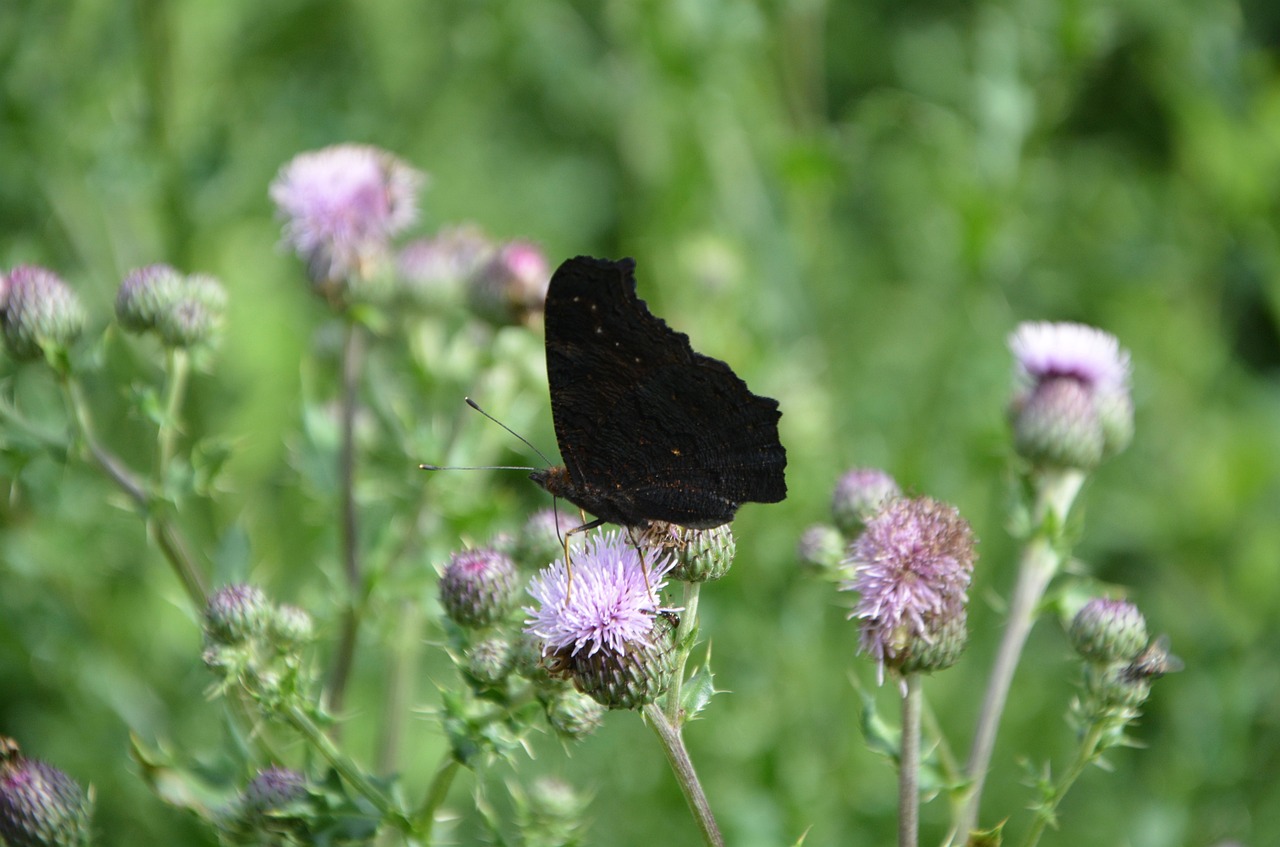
543,256,787,526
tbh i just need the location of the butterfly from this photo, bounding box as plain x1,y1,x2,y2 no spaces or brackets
528,256,787,535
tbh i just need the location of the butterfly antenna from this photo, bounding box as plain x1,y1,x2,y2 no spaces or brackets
464,397,556,467
419,464,537,472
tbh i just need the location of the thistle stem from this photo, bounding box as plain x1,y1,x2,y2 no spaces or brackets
1018,721,1106,847
899,674,922,847
665,581,702,726
326,319,366,721
157,346,190,479
643,703,724,847
952,469,1084,843
411,752,462,838
61,376,208,608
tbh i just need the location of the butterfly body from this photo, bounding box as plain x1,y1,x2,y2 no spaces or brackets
531,256,787,530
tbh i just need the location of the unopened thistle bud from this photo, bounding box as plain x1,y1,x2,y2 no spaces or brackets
466,240,549,326
269,604,315,649
466,635,516,686
1,266,85,363
517,508,570,570
1069,598,1148,664
797,523,847,573
842,497,976,683
639,522,735,583
439,548,519,629
116,264,184,333
241,766,306,815
545,689,607,740
0,744,92,847
831,468,901,537
204,584,272,646
1009,322,1133,469
525,532,678,709
514,777,586,847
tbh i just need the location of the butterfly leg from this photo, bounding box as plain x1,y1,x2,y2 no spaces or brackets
561,515,605,604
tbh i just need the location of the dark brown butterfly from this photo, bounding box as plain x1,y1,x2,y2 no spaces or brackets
529,256,787,534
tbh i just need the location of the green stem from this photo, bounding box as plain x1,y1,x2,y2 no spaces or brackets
664,581,702,725
325,320,366,722
643,703,724,847
1019,722,1106,847
284,703,408,829
951,469,1084,844
899,675,922,847
157,347,190,480
377,598,423,774
61,376,208,608
410,752,462,837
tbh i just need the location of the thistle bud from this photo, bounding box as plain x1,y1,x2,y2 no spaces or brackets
204,584,272,646
241,766,306,815
1008,322,1133,470
466,635,516,686
646,523,735,583
116,264,184,332
0,747,92,847
439,548,519,629
545,689,607,740
797,523,847,573
1069,598,1148,664
466,240,549,326
1,266,85,363
517,508,569,570
831,468,900,537
557,609,677,710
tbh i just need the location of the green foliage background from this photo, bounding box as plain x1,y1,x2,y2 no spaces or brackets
2,0,1279,845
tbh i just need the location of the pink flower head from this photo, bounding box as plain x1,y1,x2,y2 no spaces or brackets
524,532,675,660
1009,321,1130,397
270,144,425,284
842,497,976,683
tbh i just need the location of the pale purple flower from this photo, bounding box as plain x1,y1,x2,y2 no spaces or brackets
467,239,550,325
842,497,976,683
1008,321,1134,467
525,531,675,659
270,144,425,284
1009,321,1130,397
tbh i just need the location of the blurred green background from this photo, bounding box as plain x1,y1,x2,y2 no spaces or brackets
3,0,1279,845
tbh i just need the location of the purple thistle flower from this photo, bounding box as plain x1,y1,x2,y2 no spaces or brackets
1010,321,1130,395
0,749,91,847
467,239,550,326
524,532,675,660
1008,321,1134,468
439,548,519,629
270,144,425,288
842,497,976,683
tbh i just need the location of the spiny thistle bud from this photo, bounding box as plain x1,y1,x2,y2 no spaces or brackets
115,264,183,332
517,508,571,570
1,266,85,363
269,604,315,649
842,496,977,683
797,523,847,573
270,144,425,300
640,522,735,583
831,468,901,537
158,274,226,349
0,744,92,847
1069,598,1148,664
1089,636,1180,712
466,240,549,326
439,548,519,629
204,584,272,646
1009,322,1133,470
545,688,607,740
525,532,678,710
241,766,307,815
466,635,516,686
